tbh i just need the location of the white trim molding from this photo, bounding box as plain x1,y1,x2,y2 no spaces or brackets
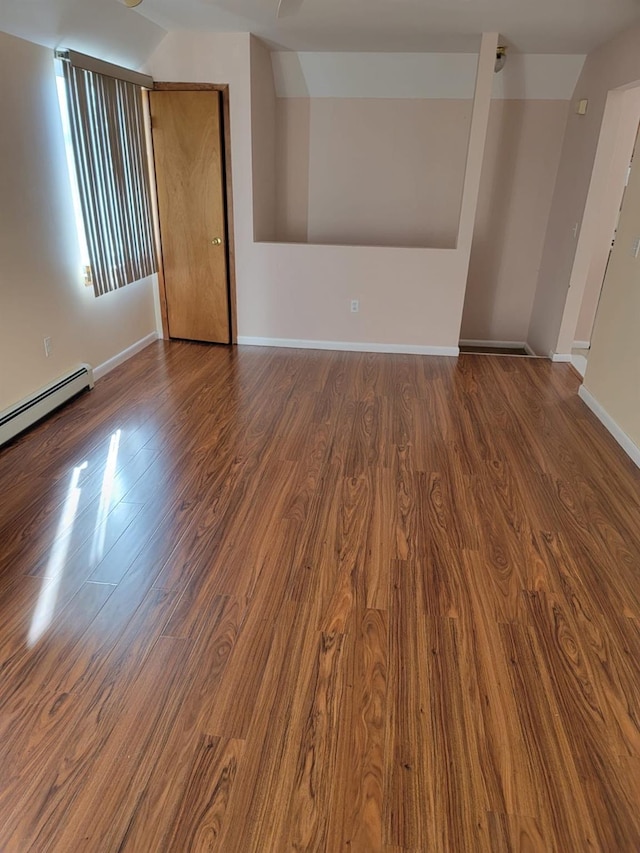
94,331,159,381
573,340,591,350
571,354,588,377
578,385,640,469
550,352,573,363
237,336,459,356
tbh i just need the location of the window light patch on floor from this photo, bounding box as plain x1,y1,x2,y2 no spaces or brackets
28,461,88,647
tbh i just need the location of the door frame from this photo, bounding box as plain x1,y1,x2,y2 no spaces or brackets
552,84,640,356
146,82,238,344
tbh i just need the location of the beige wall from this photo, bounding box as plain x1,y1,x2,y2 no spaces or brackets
275,98,472,249
274,96,569,343
573,100,640,344
583,126,640,447
148,32,499,351
250,35,277,242
462,99,569,342
0,31,158,413
275,98,310,243
528,23,640,357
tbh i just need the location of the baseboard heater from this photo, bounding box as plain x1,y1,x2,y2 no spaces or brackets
0,364,94,448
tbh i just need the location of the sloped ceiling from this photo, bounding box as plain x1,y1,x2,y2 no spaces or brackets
0,0,166,69
136,0,640,53
271,52,587,100
1,0,639,68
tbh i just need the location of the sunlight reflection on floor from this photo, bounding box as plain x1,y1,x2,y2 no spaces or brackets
28,460,88,647
90,429,121,565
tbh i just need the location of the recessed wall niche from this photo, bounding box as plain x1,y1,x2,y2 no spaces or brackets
254,51,482,249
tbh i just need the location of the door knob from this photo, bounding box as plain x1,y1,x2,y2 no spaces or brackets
211,237,222,245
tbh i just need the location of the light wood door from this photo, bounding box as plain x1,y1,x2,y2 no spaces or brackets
150,90,230,344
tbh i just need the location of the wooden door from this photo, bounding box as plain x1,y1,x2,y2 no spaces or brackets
150,90,230,344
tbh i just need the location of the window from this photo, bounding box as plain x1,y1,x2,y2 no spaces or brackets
56,51,157,297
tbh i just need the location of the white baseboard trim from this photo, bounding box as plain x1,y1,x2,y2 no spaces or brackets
571,354,588,377
578,385,640,469
550,352,573,363
94,331,159,381
573,340,591,350
237,336,459,356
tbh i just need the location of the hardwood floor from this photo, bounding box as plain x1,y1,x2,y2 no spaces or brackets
0,340,639,851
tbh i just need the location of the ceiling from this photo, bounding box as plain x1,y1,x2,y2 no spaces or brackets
0,0,638,66
0,0,166,68
137,0,640,53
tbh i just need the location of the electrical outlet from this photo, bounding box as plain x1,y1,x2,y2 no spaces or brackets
43,337,52,358
350,299,359,313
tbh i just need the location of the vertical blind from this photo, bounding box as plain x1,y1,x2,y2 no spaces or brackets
62,61,156,297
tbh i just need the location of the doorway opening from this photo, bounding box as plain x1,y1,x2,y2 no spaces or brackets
555,83,640,373
572,119,640,377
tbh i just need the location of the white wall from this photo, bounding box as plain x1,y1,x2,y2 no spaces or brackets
0,31,158,412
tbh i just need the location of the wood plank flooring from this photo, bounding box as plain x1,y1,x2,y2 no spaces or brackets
0,340,639,851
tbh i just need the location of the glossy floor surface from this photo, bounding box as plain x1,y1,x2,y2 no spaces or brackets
1,341,639,851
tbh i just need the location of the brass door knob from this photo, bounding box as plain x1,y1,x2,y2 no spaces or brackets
211,237,222,245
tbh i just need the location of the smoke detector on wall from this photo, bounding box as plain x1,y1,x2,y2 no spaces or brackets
495,45,507,73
